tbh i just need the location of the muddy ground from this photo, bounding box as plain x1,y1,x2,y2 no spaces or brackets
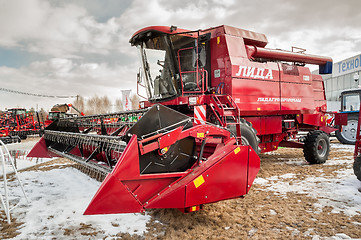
1,138,361,239
140,145,361,240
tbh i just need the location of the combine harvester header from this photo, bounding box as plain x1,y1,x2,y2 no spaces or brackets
29,25,333,214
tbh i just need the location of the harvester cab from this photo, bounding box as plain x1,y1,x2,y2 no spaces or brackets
131,26,210,101
46,104,84,126
29,25,335,215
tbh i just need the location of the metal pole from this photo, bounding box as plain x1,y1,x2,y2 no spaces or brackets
0,141,11,223
1,141,29,203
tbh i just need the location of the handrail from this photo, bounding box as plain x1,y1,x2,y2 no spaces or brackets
177,47,208,96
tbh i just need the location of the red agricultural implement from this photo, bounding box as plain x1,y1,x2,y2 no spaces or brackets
29,25,334,214
45,104,85,127
0,108,43,144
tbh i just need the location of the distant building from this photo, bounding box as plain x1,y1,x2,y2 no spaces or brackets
317,54,361,111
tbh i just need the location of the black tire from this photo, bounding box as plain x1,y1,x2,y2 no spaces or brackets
303,130,330,164
354,155,361,181
20,134,27,140
228,119,260,154
335,114,358,145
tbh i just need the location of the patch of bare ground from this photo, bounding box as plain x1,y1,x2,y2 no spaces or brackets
1,146,359,239
143,147,360,239
0,212,23,239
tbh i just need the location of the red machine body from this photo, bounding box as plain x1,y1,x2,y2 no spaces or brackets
28,25,333,215
134,25,333,153
83,126,259,214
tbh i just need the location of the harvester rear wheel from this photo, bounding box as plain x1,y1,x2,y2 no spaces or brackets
354,155,361,181
303,130,330,164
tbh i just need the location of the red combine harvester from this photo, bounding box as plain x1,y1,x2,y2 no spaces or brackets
28,25,333,214
45,104,85,127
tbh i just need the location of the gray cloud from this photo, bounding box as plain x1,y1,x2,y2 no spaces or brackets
0,0,360,110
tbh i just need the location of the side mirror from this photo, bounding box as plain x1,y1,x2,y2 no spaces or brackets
137,68,142,83
192,44,206,68
199,33,211,43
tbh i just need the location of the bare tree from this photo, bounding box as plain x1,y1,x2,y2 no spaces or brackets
131,94,140,110
99,96,111,113
85,95,113,114
71,95,85,115
86,96,98,115
114,98,123,112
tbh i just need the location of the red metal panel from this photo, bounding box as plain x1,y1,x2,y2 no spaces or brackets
27,137,52,158
210,35,227,90
231,60,280,80
125,178,178,205
111,135,140,180
260,116,282,135
280,82,314,98
232,78,280,113
69,147,81,157
84,174,144,215
313,90,326,102
144,183,186,209
145,144,259,210
280,82,315,113
185,145,250,207
224,34,248,58
245,116,282,135
311,79,325,90
303,114,323,126
247,146,260,193
223,25,268,47
334,113,348,126
130,26,196,43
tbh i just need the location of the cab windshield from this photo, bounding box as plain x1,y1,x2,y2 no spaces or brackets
138,36,178,100
49,112,66,120
137,33,201,101
342,93,360,111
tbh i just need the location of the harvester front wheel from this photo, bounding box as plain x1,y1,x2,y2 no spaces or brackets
239,120,260,155
303,130,330,164
354,155,361,181
227,119,260,154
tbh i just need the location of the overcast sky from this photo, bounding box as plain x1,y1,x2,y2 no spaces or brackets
0,0,360,111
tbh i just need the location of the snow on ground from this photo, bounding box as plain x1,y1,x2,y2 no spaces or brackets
1,138,151,239
5,164,150,239
330,143,355,152
254,144,361,218
1,138,53,175
5,138,40,152
1,138,361,239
